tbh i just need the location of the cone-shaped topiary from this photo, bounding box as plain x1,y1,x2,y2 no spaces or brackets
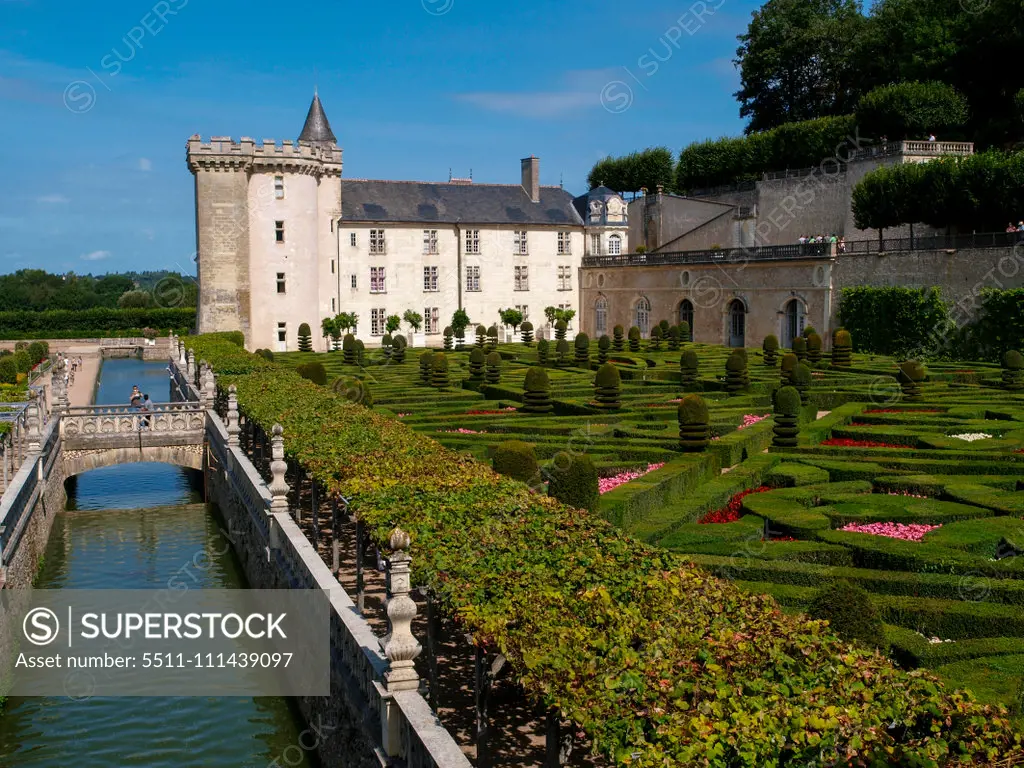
897,360,926,401
520,320,534,345
574,333,590,365
831,329,853,369
331,375,373,407
772,386,802,448
806,332,823,365
678,321,691,342
486,325,499,352
391,334,407,364
725,350,748,394
475,325,487,348
485,351,502,384
593,362,621,410
597,334,611,363
792,336,807,362
492,440,538,484
612,324,625,351
763,334,779,367
649,325,662,350
522,366,552,413
431,352,449,389
342,333,357,364
297,322,313,352
556,338,571,368
443,327,453,351
419,351,433,385
680,349,699,389
296,362,327,385
381,333,393,359
667,325,680,351
678,394,710,451
780,352,798,384
547,452,599,512
554,319,568,341
628,326,641,352
1003,350,1024,390
468,347,485,380
791,363,813,405
808,581,885,648
537,337,550,365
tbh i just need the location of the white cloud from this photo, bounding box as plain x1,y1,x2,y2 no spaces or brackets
138,157,152,172
81,250,111,261
454,69,622,119
37,194,68,204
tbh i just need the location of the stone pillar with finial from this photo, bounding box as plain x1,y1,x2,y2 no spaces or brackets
203,366,216,410
267,424,289,553
384,527,421,692
25,391,41,455
179,340,187,368
186,349,196,383
226,385,241,447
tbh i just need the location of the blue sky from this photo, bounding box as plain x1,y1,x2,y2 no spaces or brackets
0,0,759,275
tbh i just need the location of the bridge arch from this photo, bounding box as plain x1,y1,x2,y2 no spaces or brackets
62,445,203,479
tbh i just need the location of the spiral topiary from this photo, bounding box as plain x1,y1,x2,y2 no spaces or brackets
780,352,798,384
649,325,662,350
593,362,621,410
492,440,539,484
628,326,641,352
468,347,485,380
297,322,313,352
613,324,625,351
790,363,813,405
680,348,699,389
667,325,680,350
831,329,853,369
485,351,502,384
554,319,568,341
547,452,599,512
342,333,357,365
897,360,926,401
443,326,453,351
806,332,823,365
418,351,433,385
792,336,807,362
658,319,670,335
431,352,449,389
574,333,590,366
486,325,499,352
763,335,779,367
537,337,550,365
1003,350,1024,391
725,350,748,394
331,375,373,408
678,321,691,343
520,321,534,346
556,338,571,368
677,394,710,451
772,386,802,448
597,334,611,364
391,334,407,364
522,366,552,413
475,325,487,348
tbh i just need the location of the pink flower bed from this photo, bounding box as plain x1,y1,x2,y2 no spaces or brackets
397,413,410,418
839,522,940,541
599,462,665,495
440,428,484,434
738,413,770,430
888,490,927,499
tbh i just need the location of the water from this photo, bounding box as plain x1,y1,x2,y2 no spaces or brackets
0,357,315,767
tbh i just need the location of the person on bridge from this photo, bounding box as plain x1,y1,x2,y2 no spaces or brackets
139,394,152,431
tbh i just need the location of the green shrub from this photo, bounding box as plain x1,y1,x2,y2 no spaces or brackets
678,321,691,343
258,348,275,362
628,326,641,352
649,325,662,350
762,335,779,367
343,333,357,364
808,581,885,649
556,339,571,368
537,337,550,365
593,362,621,410
791,363,812,405
806,332,823,365
832,329,853,369
391,334,407,364
555,319,568,341
780,352,798,383
355,339,366,366
0,307,194,339
13,350,31,374
597,334,611,363
381,333,393,358
522,366,552,413
485,351,502,385
297,322,313,352
898,360,927,401
680,349,699,389
468,347,485,380
520,321,534,345
296,362,327,386
772,386,801,448
26,341,46,365
330,375,373,407
613,324,625,351
0,357,16,384
475,325,487,348
574,333,590,365
802,327,816,339
658,319,670,334
792,336,807,362
678,394,710,452
1002,350,1024,391
492,440,539,484
856,81,969,141
443,327,454,351
547,452,599,513
419,351,433,385
725,350,748,394
431,352,449,389
486,325,499,352
667,325,681,351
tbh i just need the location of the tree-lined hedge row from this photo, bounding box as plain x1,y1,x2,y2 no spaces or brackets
851,151,1024,232
0,308,194,338
586,147,676,194
184,333,1024,766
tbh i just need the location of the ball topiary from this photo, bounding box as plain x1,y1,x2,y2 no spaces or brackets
547,451,599,512
612,324,625,351
381,333,393,359
1002,350,1024,391
763,335,779,367
537,337,550,365
897,360,926,401
520,320,534,346
780,352,798,384
419,351,434,385
468,347,485,380
554,319,568,341
806,332,823,364
680,348,699,389
443,327,454,351
649,325,662,350
555,338,571,368
597,334,611,363
792,336,807,362
678,321,691,343
831,329,853,369
331,375,373,407
725,350,748,394
391,334,408,364
485,351,502,384
475,325,487,348
296,362,327,386
343,333,357,365
627,326,641,352
574,333,590,365
772,386,802,447
593,362,621,410
522,366,552,413
431,352,449,389
667,324,681,351
790,363,813,405
297,323,313,352
808,581,885,648
492,440,539,484
486,325,499,352
677,394,710,451
803,326,817,339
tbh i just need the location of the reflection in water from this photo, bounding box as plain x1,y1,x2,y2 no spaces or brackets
0,358,314,767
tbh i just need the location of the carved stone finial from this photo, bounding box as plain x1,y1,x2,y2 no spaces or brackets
384,527,421,692
25,395,41,454
179,341,187,367
186,349,196,380
268,423,289,513
226,384,240,447
203,366,216,408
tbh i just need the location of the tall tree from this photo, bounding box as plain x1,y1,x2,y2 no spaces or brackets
587,148,675,193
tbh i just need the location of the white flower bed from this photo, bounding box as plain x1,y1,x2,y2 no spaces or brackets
950,432,992,442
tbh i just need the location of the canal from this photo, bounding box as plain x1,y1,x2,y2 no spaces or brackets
0,357,315,767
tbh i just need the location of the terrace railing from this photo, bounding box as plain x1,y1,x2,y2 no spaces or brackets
582,242,833,268
845,231,1024,254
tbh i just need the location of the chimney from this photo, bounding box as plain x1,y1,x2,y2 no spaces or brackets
521,155,540,203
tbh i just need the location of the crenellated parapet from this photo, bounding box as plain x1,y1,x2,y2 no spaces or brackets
186,135,343,178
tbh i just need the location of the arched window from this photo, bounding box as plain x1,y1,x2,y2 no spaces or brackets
783,299,806,350
634,296,651,336
728,299,746,347
608,234,622,256
678,299,694,334
595,296,608,335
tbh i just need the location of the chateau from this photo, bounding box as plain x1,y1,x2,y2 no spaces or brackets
187,94,627,351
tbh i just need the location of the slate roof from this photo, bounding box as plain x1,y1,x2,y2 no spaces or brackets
298,93,337,145
341,180,584,226
572,185,622,220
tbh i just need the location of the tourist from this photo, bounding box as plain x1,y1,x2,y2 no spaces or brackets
1008,223,1018,233
139,394,152,430
1018,221,1024,232
798,235,807,245
927,133,937,142
838,236,846,254
130,386,142,409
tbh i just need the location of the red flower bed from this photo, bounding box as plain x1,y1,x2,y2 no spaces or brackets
821,438,911,448
466,409,516,415
764,536,797,542
699,485,772,524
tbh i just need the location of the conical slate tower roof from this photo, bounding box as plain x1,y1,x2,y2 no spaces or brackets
298,92,337,145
